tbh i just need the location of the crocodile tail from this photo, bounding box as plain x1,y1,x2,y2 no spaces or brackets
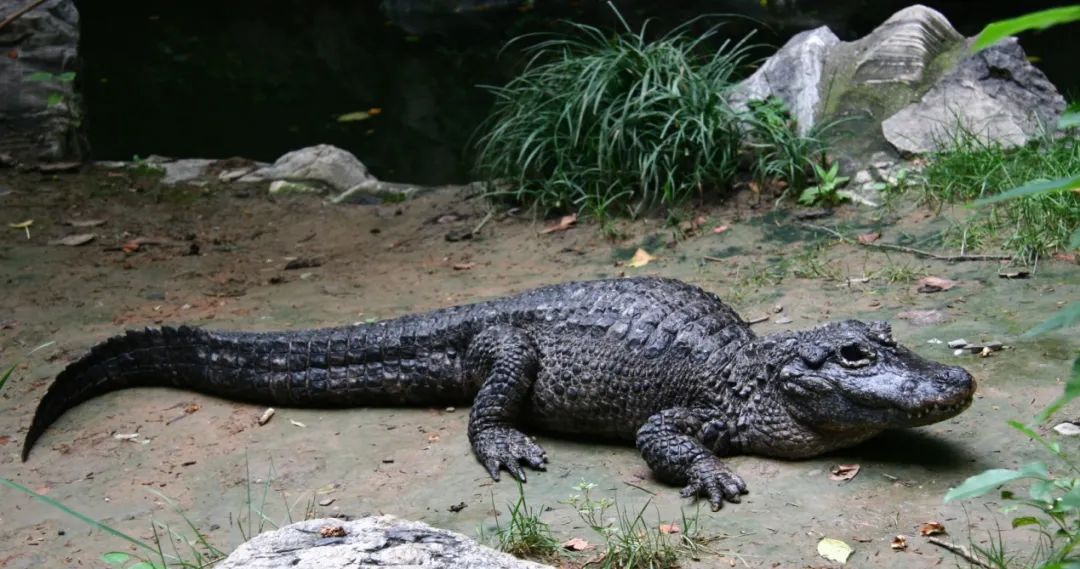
22,326,210,461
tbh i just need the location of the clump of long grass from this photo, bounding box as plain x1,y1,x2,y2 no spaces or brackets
921,128,1080,263
474,5,824,219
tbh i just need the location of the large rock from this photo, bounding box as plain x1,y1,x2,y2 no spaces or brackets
729,27,839,135
243,144,376,192
730,4,1065,181
216,516,552,569
882,38,1066,155
0,0,87,163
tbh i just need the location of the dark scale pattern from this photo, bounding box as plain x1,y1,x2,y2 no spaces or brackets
22,277,977,510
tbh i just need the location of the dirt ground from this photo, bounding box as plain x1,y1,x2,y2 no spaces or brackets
0,167,1077,568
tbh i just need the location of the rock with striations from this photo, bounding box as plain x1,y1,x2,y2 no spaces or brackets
0,0,87,163
242,144,376,193
215,516,552,569
729,4,1066,191
881,38,1066,155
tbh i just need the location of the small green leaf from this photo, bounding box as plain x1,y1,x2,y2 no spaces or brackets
1057,484,1080,510
102,552,134,565
337,111,371,122
1026,302,1080,338
972,174,1080,206
0,363,14,392
1030,479,1054,503
1011,516,1041,528
129,562,159,569
972,6,1080,52
945,463,1050,502
1070,228,1080,249
56,71,76,82
24,71,54,82
1060,111,1080,130
47,93,64,107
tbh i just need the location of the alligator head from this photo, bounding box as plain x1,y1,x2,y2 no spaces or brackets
735,319,976,457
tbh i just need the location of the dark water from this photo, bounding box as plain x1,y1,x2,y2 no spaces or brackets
77,0,1078,185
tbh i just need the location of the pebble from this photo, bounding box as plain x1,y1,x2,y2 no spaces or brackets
444,406,456,413
947,339,968,348
774,316,793,325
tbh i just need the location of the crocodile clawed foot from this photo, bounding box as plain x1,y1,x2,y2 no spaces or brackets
472,426,548,482
679,456,748,511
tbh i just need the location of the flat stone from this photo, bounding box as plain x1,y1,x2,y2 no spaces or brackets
244,144,375,192
215,516,551,569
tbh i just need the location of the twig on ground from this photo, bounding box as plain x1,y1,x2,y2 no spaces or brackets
927,537,991,568
0,0,48,33
703,256,724,263
798,223,1012,262
471,210,495,237
621,480,656,495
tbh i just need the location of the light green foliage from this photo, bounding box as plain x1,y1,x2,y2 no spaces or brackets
474,5,825,219
972,5,1080,52
563,481,690,569
492,482,560,560
922,131,1080,263
23,70,75,107
797,162,850,206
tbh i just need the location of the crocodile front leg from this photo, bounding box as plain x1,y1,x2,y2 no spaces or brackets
636,408,748,510
465,326,548,482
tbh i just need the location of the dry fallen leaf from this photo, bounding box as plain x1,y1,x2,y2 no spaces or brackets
829,464,861,482
1052,252,1076,263
917,276,958,293
1053,422,1080,436
319,525,347,538
427,432,441,443
562,537,595,551
857,232,880,244
9,219,32,238
817,537,853,564
713,225,730,234
627,248,655,268
452,262,476,271
540,214,578,234
48,233,96,246
258,408,276,425
919,521,947,536
891,535,908,551
692,215,707,229
659,523,680,534
64,219,106,228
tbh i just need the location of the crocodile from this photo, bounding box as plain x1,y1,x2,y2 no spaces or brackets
22,277,975,509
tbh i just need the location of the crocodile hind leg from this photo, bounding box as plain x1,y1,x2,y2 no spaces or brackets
465,326,548,482
636,407,748,510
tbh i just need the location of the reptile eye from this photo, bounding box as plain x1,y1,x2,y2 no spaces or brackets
838,343,874,367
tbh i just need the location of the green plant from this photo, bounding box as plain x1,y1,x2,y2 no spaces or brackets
797,162,850,206
920,129,1080,263
22,70,76,107
564,481,686,569
744,96,830,196
474,4,820,220
491,482,560,560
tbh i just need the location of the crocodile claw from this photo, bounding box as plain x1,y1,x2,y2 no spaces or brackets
472,426,548,482
680,456,747,511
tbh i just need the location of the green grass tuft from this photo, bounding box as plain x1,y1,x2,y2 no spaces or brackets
921,129,1080,263
473,5,826,219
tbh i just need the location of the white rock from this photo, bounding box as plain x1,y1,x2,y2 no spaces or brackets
729,27,839,134
245,144,375,192
216,516,551,569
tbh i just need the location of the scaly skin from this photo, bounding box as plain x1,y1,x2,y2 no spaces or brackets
22,277,976,509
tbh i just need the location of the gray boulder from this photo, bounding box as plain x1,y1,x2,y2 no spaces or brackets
882,38,1066,155
0,0,86,163
243,144,376,193
730,4,1065,184
729,26,839,135
216,516,552,569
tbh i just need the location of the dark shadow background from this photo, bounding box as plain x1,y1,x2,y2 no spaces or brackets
76,0,1079,184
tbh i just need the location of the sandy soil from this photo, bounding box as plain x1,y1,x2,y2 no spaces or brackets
0,167,1077,568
